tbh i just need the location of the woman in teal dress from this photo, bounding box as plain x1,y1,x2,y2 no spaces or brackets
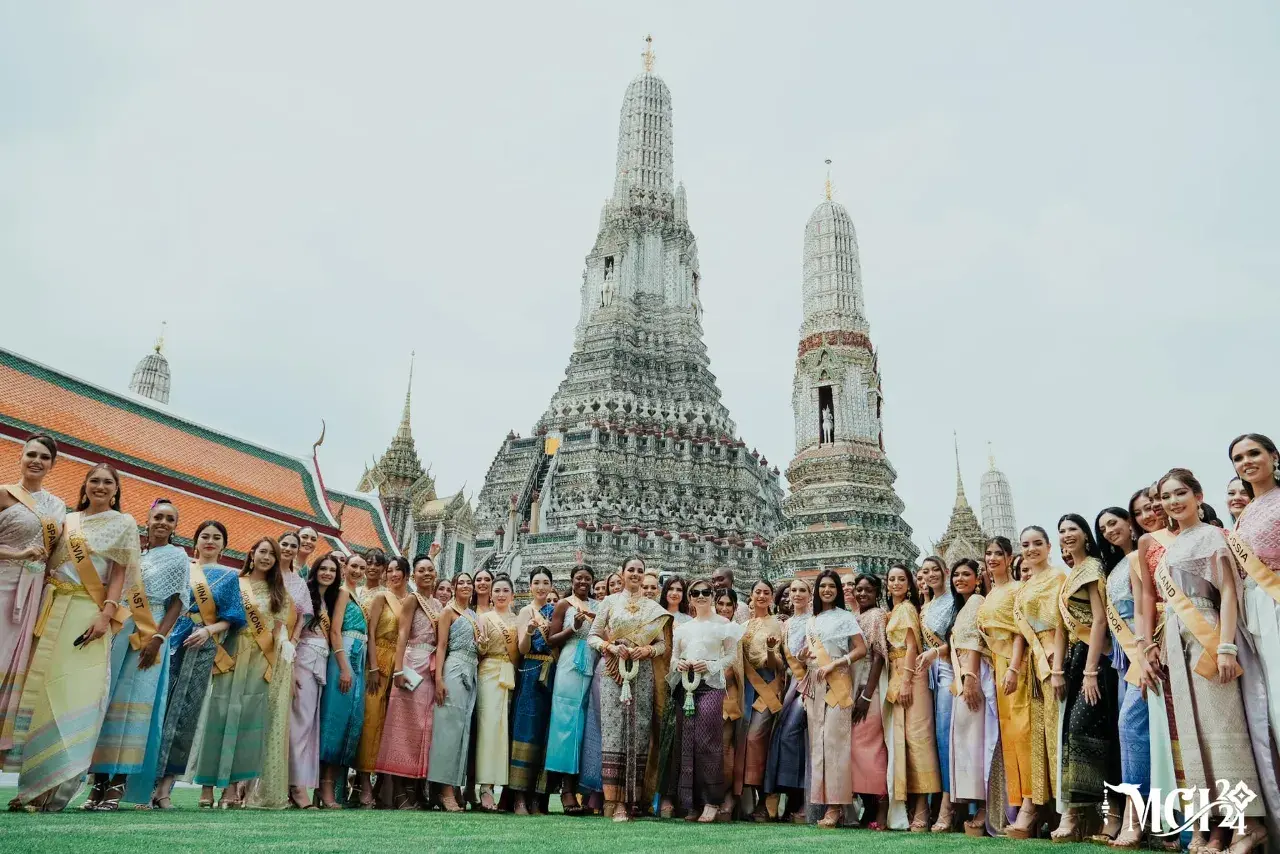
317,552,367,808
544,565,600,815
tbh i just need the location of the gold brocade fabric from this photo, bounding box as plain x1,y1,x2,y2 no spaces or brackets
1013,569,1065,805
977,580,1022,659
885,601,920,704
1059,556,1105,641
951,594,987,656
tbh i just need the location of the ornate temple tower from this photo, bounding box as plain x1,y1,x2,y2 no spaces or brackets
771,174,919,578
979,445,1018,547
474,39,785,582
934,437,988,566
359,355,476,573
129,326,171,405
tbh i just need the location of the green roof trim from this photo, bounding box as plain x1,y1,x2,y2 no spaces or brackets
0,348,332,524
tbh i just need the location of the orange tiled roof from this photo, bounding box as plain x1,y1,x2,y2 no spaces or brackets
0,438,297,563
0,348,333,527
326,489,399,557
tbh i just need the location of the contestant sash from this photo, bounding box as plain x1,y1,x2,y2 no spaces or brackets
745,660,783,713
1152,559,1220,681
239,577,278,682
1103,552,1145,686
3,484,58,621
2,484,57,556
806,624,853,709
1058,564,1105,648
190,562,235,673
1226,528,1280,607
1013,593,1051,681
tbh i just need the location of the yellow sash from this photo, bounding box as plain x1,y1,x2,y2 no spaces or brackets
1152,557,1220,680
2,484,58,555
1013,593,1051,680
239,577,278,682
65,513,161,649
601,613,670,686
1103,553,1145,687
64,512,109,614
1226,528,1280,607
413,592,441,622
806,624,853,709
745,659,783,713
189,562,235,674
1058,562,1106,648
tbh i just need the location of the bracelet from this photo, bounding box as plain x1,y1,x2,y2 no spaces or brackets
860,692,873,702
102,599,120,609
1141,642,1160,654
1050,669,1065,676
1008,666,1020,674
1218,643,1239,656
960,670,977,683
151,633,167,644
1083,670,1098,677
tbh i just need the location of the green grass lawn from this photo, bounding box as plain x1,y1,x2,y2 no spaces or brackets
0,787,1100,853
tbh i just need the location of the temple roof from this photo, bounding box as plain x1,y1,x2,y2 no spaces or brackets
326,487,401,557
935,436,987,562
0,347,336,529
0,436,296,566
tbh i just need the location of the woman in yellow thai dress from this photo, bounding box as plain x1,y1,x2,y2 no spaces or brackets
5,464,140,812
474,573,519,811
1012,525,1067,823
193,537,289,808
885,563,941,831
740,579,785,822
245,530,310,810
977,536,1035,837
354,555,407,807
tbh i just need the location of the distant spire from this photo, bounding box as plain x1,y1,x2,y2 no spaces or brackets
953,431,969,508
642,34,655,72
824,159,833,201
398,351,415,438
988,441,996,469
155,321,167,354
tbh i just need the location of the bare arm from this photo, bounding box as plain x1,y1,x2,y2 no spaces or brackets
546,599,574,648
394,595,416,675
1217,553,1244,684
434,608,455,706
139,593,185,669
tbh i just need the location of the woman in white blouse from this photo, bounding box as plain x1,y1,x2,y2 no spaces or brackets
669,578,746,823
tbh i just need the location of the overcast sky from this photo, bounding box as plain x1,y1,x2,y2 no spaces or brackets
4,3,1277,557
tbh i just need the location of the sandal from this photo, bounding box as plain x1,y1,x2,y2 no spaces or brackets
817,808,842,829
394,792,416,811
932,803,955,833
439,791,464,813
95,782,125,812
81,780,108,811
612,803,630,823
965,815,987,837
1225,824,1268,854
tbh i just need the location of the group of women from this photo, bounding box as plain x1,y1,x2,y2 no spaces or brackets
5,431,1280,853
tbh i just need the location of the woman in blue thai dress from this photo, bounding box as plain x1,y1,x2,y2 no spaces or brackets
544,565,600,815
151,520,246,809
317,552,367,808
86,499,190,810
916,555,956,832
652,573,690,818
509,567,558,814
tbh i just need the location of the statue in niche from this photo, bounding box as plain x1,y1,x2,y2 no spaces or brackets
601,260,616,307
821,406,834,444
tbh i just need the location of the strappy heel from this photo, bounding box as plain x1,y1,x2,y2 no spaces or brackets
95,782,125,812
80,779,108,811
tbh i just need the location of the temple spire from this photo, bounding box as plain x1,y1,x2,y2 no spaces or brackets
642,34,655,72
824,159,833,201
953,431,969,508
155,321,167,354
398,351,415,440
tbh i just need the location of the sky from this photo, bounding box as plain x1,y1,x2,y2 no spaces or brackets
3,3,1278,556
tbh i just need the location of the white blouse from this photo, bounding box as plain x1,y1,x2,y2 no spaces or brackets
668,615,746,690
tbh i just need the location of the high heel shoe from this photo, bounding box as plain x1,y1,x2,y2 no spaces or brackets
932,803,955,833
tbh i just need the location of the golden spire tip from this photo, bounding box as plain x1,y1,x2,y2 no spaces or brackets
824,159,833,201
642,34,655,72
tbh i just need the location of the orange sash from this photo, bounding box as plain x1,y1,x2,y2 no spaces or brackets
189,562,235,674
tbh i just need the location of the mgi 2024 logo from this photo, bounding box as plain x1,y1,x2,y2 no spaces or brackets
1105,780,1257,836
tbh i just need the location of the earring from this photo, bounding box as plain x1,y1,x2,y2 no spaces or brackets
1198,506,1205,521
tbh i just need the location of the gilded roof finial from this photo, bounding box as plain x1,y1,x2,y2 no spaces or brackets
642,34,655,73
824,159,833,201
155,320,167,354
988,441,996,469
